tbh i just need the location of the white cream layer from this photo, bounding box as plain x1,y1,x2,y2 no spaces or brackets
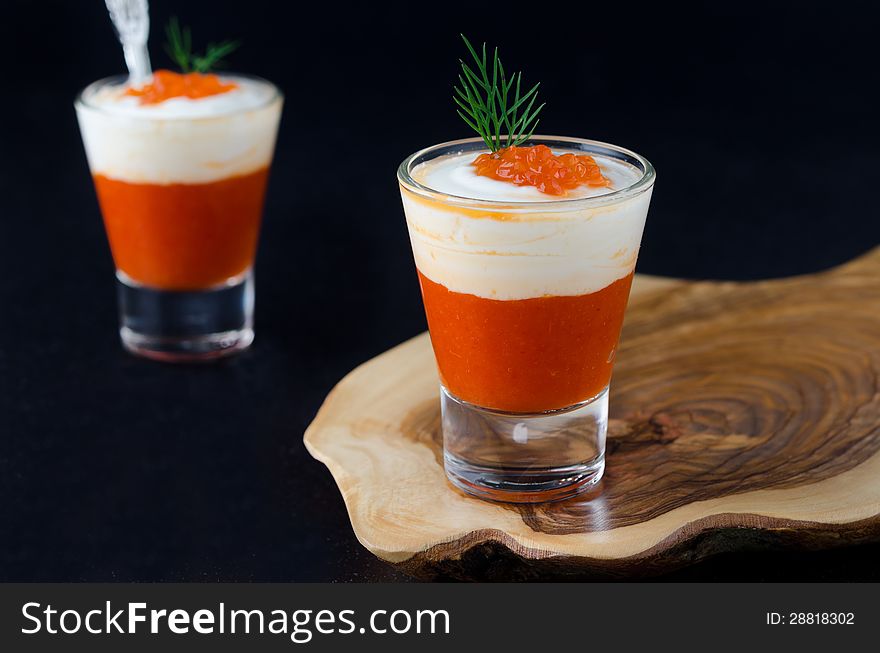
402,150,652,300
76,75,282,184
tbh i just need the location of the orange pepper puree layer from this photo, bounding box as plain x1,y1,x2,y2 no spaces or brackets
418,271,634,413
472,144,611,196
124,69,238,105
93,168,269,290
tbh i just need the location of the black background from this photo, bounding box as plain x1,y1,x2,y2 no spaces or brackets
0,0,878,581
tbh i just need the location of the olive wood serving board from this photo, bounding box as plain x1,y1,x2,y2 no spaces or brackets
304,247,880,580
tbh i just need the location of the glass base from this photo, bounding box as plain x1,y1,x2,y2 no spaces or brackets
441,386,608,503
117,270,254,363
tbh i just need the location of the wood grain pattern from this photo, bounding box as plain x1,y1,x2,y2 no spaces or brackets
305,247,880,579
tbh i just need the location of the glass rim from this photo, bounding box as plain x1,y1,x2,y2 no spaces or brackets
397,135,656,210
74,73,283,121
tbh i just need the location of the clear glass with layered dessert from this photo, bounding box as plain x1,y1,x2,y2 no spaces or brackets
398,136,655,502
75,71,282,361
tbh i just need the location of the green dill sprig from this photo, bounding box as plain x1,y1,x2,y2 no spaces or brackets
164,17,240,74
453,34,545,152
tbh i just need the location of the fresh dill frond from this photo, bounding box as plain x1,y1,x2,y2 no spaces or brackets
164,17,193,72
192,40,241,73
453,34,545,152
164,17,240,74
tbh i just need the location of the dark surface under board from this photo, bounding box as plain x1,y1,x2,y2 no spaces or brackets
1,0,878,581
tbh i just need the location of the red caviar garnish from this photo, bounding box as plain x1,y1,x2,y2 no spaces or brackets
124,69,238,105
472,144,611,196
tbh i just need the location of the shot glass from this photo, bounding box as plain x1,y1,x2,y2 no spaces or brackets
398,136,655,502
75,75,282,361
